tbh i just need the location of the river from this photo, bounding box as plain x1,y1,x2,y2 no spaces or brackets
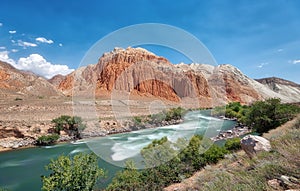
0,110,236,191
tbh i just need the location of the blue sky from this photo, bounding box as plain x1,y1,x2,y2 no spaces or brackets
0,0,299,82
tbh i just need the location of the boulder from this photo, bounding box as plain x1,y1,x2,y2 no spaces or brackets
240,135,271,157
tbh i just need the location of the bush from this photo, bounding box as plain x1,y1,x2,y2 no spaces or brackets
14,97,22,101
133,116,142,125
51,115,86,138
165,107,186,121
225,137,241,151
245,98,300,134
41,153,104,191
202,144,228,164
36,134,59,146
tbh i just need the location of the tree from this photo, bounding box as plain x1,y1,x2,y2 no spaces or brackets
245,98,300,133
41,153,104,191
51,115,86,138
106,160,143,191
36,134,59,146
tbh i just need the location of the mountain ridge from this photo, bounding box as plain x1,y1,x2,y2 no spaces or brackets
1,47,300,105
51,47,300,106
0,61,62,99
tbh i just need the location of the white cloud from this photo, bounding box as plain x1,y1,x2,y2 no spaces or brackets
0,46,6,50
9,30,16,34
36,37,54,44
292,60,300,64
0,23,3,27
15,54,74,79
17,40,37,48
11,49,18,53
257,62,269,68
59,43,63,47
277,49,283,52
0,51,16,65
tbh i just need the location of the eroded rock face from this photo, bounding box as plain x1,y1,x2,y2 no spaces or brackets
240,135,271,157
48,74,65,87
57,47,211,104
55,47,300,105
256,77,300,102
0,61,62,98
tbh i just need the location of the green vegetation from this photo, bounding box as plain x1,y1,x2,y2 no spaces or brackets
14,97,22,101
105,99,300,190
36,134,59,146
0,187,10,191
186,116,300,191
106,135,231,191
213,98,300,134
165,107,186,121
132,107,187,126
224,137,241,151
41,153,104,191
51,115,86,138
244,98,300,133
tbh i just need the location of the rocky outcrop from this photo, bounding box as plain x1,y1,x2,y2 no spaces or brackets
256,77,300,102
50,47,300,104
57,47,211,105
240,135,271,157
0,61,62,98
48,74,65,87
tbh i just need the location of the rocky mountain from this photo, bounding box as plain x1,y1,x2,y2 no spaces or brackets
54,47,212,106
0,61,62,99
52,47,300,106
48,74,65,87
255,77,300,102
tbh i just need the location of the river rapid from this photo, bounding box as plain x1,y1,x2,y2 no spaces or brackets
0,110,235,191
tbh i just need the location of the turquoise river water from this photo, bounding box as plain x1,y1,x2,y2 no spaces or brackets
0,110,236,191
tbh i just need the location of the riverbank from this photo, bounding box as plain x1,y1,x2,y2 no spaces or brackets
0,117,184,152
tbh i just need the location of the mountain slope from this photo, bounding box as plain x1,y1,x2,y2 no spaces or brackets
0,61,62,99
56,47,212,106
256,77,300,102
54,47,300,106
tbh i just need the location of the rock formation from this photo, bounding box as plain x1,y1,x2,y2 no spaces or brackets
240,135,271,157
56,47,212,106
0,61,62,99
2,47,300,104
256,77,300,102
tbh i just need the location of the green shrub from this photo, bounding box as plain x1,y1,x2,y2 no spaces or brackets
202,144,228,164
133,116,142,125
14,97,22,101
165,107,186,121
41,153,104,191
36,134,59,146
225,137,241,151
51,115,86,138
245,98,300,134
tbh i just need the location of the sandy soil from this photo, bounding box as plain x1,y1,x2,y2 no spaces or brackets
0,95,180,151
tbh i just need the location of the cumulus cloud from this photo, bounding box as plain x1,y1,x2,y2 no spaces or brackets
0,51,16,65
36,37,54,44
277,49,283,52
59,43,63,47
292,60,300,64
11,49,18,53
0,46,6,50
0,23,3,27
17,40,37,48
9,30,16,34
15,54,74,79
